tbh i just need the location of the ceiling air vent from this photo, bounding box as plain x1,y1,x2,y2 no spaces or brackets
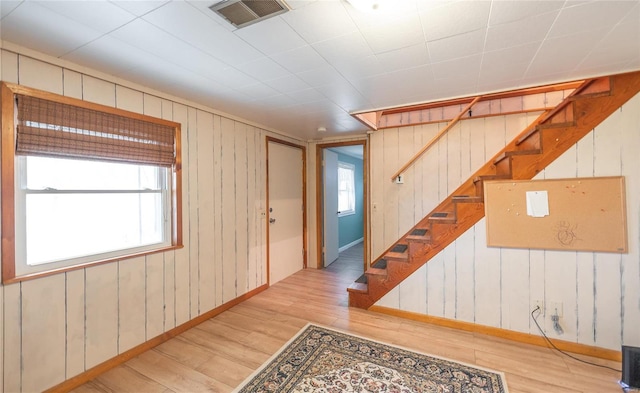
209,0,290,29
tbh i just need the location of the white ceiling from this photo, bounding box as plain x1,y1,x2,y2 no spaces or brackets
1,0,638,141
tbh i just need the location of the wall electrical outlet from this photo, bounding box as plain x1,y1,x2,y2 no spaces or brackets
533,300,544,315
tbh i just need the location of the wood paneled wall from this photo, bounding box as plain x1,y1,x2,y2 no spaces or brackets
370,93,640,351
0,49,284,392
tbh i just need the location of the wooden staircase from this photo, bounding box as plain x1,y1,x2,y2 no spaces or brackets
348,71,640,309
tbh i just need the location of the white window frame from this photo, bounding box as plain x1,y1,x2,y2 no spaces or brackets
1,82,183,284
337,161,356,217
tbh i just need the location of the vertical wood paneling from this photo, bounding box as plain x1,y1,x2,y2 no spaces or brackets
221,117,237,301
197,111,216,312
421,123,440,217
399,265,427,314
161,99,176,332
115,86,143,112
426,254,445,317
173,103,191,326
4,283,21,393
621,94,640,346
397,128,415,236
437,134,448,201
187,106,200,317
258,130,268,284
235,123,249,296
383,129,399,250
85,263,118,369
247,127,258,288
82,76,115,106
65,270,85,379
118,258,146,352
18,56,63,93
21,275,66,392
145,253,165,340
62,69,83,99
454,229,475,323
1,50,19,83
213,116,224,303
370,131,385,259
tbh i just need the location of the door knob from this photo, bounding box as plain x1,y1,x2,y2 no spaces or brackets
269,218,276,224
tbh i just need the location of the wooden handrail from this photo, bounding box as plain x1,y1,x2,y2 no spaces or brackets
390,96,481,182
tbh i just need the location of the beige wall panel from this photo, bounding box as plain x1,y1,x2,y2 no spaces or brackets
115,85,143,112
473,218,501,326
398,128,416,236
593,107,623,350
161,99,172,120
82,75,115,106
500,248,530,332
420,123,440,219
620,94,640,346
247,128,259,285
196,111,216,312
173,103,191,326
146,253,165,340
453,230,475,323
382,129,399,250
426,253,445,317
118,257,146,352
3,284,21,393
437,134,447,200
143,94,162,117
576,251,596,345
377,286,400,308
1,50,18,82
18,56,62,93
186,106,200,317
398,265,427,314
85,263,118,369
528,249,546,332
21,274,66,392
235,123,249,296
163,251,176,331
65,269,86,378
370,131,385,260
259,131,267,284
412,126,426,220
62,69,83,99
446,124,462,194
442,243,456,319
221,117,237,302
213,116,224,303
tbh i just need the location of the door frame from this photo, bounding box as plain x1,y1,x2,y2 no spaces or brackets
266,136,307,285
315,139,369,272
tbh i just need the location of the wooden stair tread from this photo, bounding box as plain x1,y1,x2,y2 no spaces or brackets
366,267,387,276
493,148,542,165
452,195,483,203
347,282,368,294
406,228,431,242
371,259,387,269
428,212,456,223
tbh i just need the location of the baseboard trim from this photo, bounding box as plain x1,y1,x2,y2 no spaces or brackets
338,237,364,253
368,305,621,362
46,284,269,393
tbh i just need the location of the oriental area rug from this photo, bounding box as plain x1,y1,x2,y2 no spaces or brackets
233,324,508,393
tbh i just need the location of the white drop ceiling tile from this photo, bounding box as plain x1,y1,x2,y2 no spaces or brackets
427,28,486,64
235,83,281,100
253,93,298,108
286,87,325,104
315,81,371,112
36,1,136,33
234,16,308,56
526,28,610,78
1,1,23,19
420,1,491,41
261,74,310,94
360,13,425,54
548,1,636,38
331,55,386,81
142,1,263,65
312,31,374,64
215,67,259,89
431,54,482,80
489,1,563,26
270,45,329,74
109,0,170,17
296,65,345,87
183,0,235,31
578,20,640,70
484,11,557,52
345,0,419,31
376,43,429,74
63,35,149,78
235,57,291,82
481,42,540,69
479,61,528,85
281,0,357,44
0,1,103,57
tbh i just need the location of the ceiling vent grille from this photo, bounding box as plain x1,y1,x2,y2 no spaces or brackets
209,0,290,29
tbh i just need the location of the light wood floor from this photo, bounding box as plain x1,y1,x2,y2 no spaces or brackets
72,246,622,393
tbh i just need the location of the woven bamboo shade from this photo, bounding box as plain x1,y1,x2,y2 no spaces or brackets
16,94,176,167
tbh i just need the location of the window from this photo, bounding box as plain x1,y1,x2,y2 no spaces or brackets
1,82,182,283
337,162,355,217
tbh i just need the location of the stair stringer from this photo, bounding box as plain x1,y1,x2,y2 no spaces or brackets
348,70,640,309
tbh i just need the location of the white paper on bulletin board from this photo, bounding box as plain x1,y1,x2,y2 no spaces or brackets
484,177,627,253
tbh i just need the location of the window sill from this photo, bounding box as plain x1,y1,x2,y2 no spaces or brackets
338,211,356,218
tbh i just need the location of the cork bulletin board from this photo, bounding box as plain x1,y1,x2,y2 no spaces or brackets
484,177,627,253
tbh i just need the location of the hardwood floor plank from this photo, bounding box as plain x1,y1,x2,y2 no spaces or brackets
71,245,623,393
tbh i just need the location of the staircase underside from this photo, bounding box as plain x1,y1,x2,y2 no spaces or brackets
348,70,640,309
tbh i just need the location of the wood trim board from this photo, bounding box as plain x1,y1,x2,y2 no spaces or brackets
484,176,627,253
